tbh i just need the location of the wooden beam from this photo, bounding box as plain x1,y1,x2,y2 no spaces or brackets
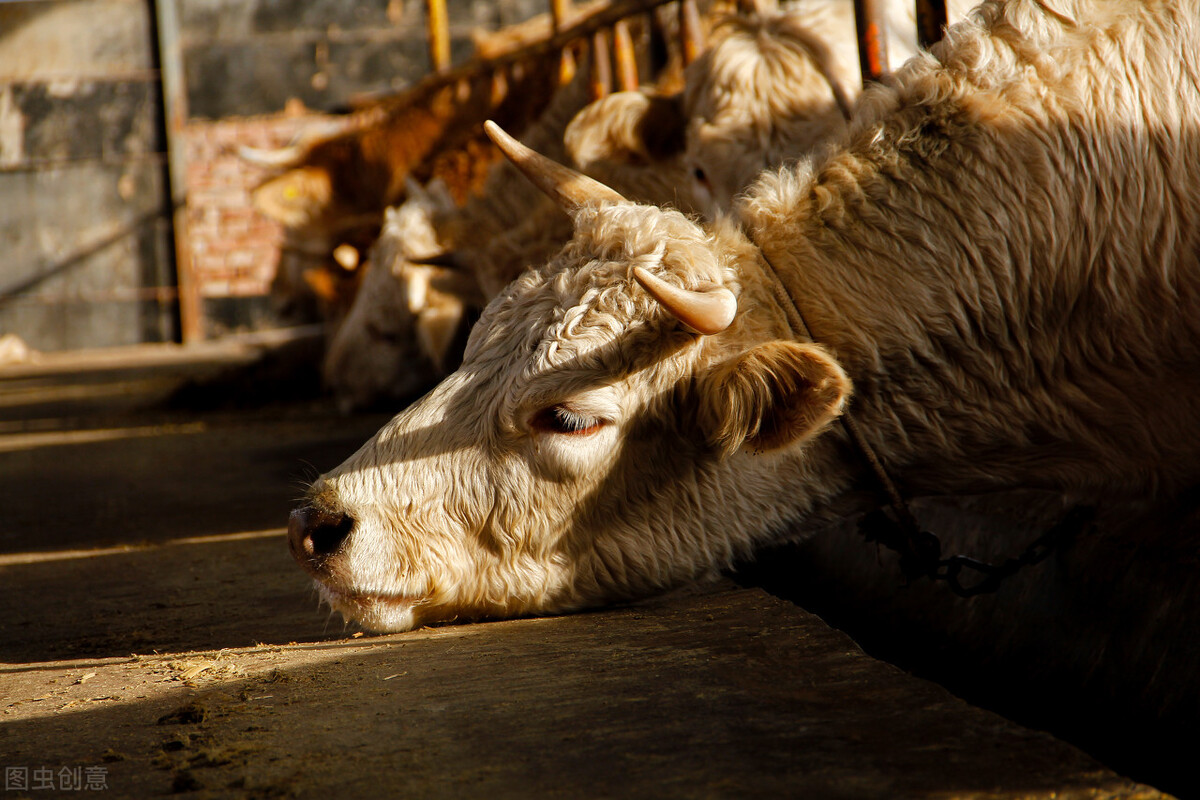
363,0,682,120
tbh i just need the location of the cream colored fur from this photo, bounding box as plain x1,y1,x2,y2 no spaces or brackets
301,0,1200,632
681,7,861,215
322,183,480,412
566,1,978,219
325,71,700,411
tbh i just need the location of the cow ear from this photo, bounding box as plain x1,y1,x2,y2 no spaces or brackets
698,341,850,457
565,91,686,169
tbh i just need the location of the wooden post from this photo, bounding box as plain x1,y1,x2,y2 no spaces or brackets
590,28,612,100
679,0,702,66
152,0,203,343
427,0,451,72
612,19,639,91
852,0,889,86
915,0,948,49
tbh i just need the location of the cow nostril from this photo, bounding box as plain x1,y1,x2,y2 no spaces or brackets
288,506,355,562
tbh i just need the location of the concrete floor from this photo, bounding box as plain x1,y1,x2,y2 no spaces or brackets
0,340,1177,798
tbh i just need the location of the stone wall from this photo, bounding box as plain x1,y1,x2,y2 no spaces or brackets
0,0,175,351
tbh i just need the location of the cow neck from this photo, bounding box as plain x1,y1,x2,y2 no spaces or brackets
742,226,1092,597
743,226,928,547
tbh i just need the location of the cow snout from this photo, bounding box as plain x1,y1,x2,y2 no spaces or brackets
288,505,355,570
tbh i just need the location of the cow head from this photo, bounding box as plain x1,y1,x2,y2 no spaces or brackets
289,123,851,632
323,182,483,412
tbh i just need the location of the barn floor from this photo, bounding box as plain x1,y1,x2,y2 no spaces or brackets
0,337,1176,798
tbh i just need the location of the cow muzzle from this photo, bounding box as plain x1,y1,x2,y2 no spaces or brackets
288,505,355,576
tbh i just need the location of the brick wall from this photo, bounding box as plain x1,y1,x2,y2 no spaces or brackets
183,111,352,302
176,0,546,335
0,0,545,350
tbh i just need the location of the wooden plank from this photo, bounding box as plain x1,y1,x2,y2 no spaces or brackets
340,0,682,121
0,161,172,351
0,558,1166,799
1,80,161,165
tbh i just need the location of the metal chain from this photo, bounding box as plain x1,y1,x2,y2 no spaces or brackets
858,504,1095,597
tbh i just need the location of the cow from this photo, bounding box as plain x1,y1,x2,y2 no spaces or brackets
323,65,699,411
289,0,1200,634
321,181,485,412
565,0,978,220
324,6,857,410
244,46,567,331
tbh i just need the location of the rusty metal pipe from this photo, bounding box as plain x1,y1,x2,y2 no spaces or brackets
426,0,451,72
915,0,949,48
612,20,639,91
679,0,702,66
590,28,613,100
551,0,577,84
853,0,889,86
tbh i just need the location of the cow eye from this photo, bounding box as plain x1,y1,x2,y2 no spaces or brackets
530,405,607,436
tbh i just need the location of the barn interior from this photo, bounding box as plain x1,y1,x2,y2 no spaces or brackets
1,1,1197,797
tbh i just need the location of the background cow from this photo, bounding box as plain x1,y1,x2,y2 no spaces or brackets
325,4,866,410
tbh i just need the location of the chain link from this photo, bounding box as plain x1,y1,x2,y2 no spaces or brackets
858,504,1095,597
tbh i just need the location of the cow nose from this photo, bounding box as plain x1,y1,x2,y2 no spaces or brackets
288,506,355,564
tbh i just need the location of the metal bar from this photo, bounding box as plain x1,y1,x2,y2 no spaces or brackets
679,0,702,66
369,0,681,115
852,0,889,86
612,19,639,91
915,0,949,48
550,0,571,29
551,0,577,84
151,0,203,343
590,28,612,100
426,0,451,72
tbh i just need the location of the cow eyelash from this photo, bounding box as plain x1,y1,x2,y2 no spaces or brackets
530,405,607,436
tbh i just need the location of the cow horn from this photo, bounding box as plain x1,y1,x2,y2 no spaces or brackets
632,267,737,335
236,144,303,168
484,120,627,212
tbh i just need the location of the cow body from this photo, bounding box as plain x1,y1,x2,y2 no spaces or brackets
292,0,1200,633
